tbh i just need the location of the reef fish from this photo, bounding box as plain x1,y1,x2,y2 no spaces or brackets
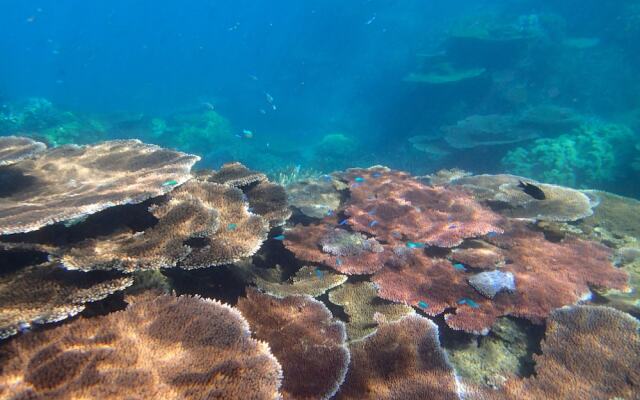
518,180,546,200
418,300,429,309
457,298,480,308
162,179,178,187
406,242,425,249
452,263,466,271
273,234,285,241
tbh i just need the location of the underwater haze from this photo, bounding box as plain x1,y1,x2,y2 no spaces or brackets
1,2,640,399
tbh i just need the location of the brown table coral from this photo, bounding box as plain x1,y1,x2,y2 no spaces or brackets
0,139,199,235
478,305,640,399
0,135,46,166
237,288,350,400
62,180,269,271
0,262,132,339
336,314,460,400
0,295,283,399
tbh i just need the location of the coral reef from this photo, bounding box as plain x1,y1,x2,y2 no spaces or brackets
446,318,538,390
284,222,390,275
0,139,199,235
244,180,291,228
421,168,471,186
502,121,635,188
341,168,503,247
237,288,349,400
449,241,505,269
443,114,539,149
372,222,628,334
488,306,640,399
454,174,594,222
287,176,345,219
0,262,133,339
336,315,460,400
0,295,283,399
0,136,46,166
252,265,347,298
578,190,640,241
202,161,267,187
328,281,413,341
62,180,269,271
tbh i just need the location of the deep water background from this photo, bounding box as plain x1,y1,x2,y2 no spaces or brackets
1,0,639,196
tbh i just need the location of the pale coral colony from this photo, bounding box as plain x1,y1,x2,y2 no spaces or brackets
0,135,638,400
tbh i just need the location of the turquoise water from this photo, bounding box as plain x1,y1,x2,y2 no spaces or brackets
0,2,639,399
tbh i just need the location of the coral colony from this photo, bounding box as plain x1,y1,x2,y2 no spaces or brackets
0,138,638,400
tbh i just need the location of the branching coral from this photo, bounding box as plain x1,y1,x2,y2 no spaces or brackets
501,121,635,188
341,168,503,247
0,262,133,339
0,295,283,399
328,281,413,341
454,174,594,222
0,140,199,235
62,180,268,271
237,288,350,400
0,136,46,166
336,315,460,400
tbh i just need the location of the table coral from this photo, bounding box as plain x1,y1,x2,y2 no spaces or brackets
490,306,640,399
284,222,390,275
0,139,199,235
454,174,594,222
0,262,133,340
340,168,503,247
237,288,350,400
252,265,347,298
287,177,345,219
328,281,413,341
0,295,283,399
0,136,46,166
336,314,460,400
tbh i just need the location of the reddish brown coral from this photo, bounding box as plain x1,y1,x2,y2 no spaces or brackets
0,140,199,235
340,168,503,247
284,222,390,275
372,223,629,334
0,295,283,399
474,306,640,399
449,241,505,269
237,288,350,400
336,314,460,400
0,136,46,166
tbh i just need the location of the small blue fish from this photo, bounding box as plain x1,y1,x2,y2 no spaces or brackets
406,242,425,249
316,268,324,278
486,231,499,238
273,234,285,241
458,298,480,308
453,263,466,271
448,224,458,229
338,219,349,226
326,209,335,216
354,177,365,183
162,179,178,187
336,258,343,266
369,220,379,227
372,172,382,178
418,300,429,309
322,175,332,182
227,223,237,231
